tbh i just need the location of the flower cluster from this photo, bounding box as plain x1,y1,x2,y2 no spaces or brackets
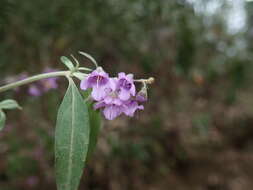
80,67,147,120
4,68,59,96
28,68,59,96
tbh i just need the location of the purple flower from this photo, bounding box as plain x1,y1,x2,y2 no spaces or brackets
136,93,147,102
103,78,122,105
123,100,144,117
94,101,124,120
93,79,124,120
117,72,136,100
28,85,42,96
41,78,58,92
80,67,110,101
28,68,59,96
136,87,148,102
103,104,124,120
93,94,144,120
41,68,59,92
94,99,144,120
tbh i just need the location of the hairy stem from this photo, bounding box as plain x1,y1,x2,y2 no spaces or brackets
0,71,71,93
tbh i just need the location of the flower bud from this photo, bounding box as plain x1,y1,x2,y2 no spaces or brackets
136,86,148,102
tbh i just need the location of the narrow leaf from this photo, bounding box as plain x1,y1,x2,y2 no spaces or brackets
78,51,98,67
0,99,22,110
60,56,75,70
78,67,92,71
55,80,90,190
0,111,6,131
70,54,80,68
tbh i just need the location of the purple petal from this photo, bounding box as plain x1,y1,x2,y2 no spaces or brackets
118,72,126,78
94,101,106,109
113,98,122,105
88,68,109,86
130,84,136,96
126,73,134,80
95,67,109,79
80,68,110,91
104,96,113,104
117,72,135,95
136,93,147,102
118,89,131,101
103,105,122,120
42,78,58,91
123,101,144,117
28,85,42,96
108,78,117,91
91,86,107,101
118,72,134,83
80,79,91,90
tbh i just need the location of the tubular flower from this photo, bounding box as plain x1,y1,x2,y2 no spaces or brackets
80,67,109,101
136,86,148,102
28,68,59,96
117,72,135,101
122,100,144,117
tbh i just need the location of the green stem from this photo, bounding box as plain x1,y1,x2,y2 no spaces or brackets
0,71,71,93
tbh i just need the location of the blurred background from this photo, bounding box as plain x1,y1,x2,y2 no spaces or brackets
1,0,253,189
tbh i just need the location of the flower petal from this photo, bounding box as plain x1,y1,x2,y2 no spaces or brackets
80,78,90,90
28,85,42,96
103,105,122,120
130,85,136,96
126,73,134,80
118,89,131,101
118,72,126,79
91,86,106,101
94,101,106,109
42,78,58,91
123,101,144,117
108,78,117,91
104,96,113,104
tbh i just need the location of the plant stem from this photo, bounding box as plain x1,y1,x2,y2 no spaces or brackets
134,77,155,84
0,71,71,93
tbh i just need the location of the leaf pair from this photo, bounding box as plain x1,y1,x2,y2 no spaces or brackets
60,52,95,81
55,79,101,190
60,51,97,72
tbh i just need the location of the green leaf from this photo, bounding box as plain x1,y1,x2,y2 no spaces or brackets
78,51,98,67
0,99,21,110
81,90,102,160
0,111,6,131
60,56,75,70
55,79,90,190
87,103,101,160
73,72,87,80
70,54,80,68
